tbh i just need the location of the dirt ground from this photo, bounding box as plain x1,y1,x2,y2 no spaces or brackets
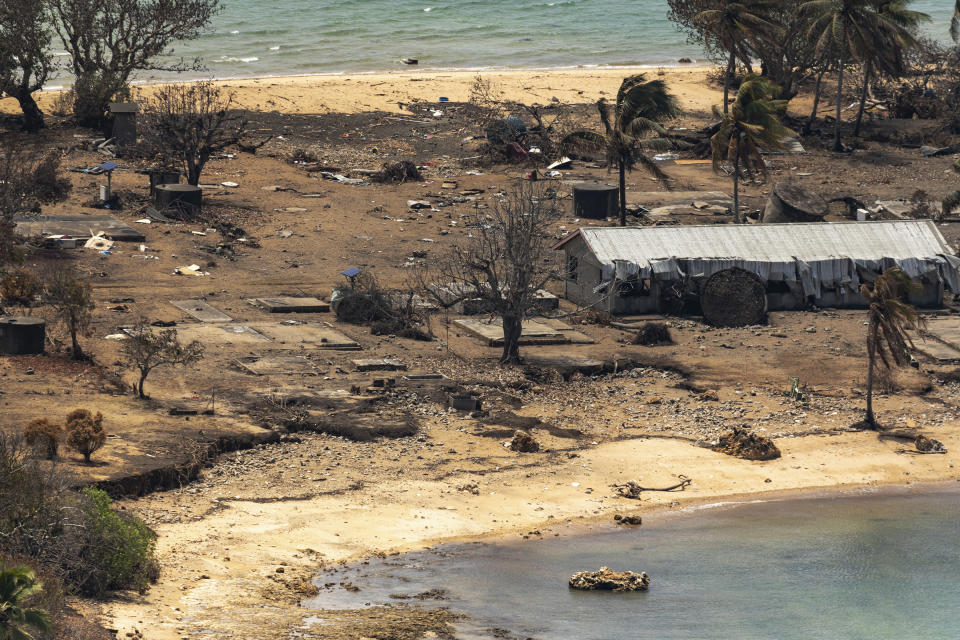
1,67,960,639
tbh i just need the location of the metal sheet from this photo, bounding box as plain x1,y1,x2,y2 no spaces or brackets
565,221,960,292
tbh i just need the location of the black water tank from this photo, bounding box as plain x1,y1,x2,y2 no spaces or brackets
155,183,202,215
0,317,46,354
573,183,618,220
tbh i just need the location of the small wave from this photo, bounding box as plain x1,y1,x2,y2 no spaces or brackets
269,46,280,50
230,30,240,34
217,56,259,63
423,7,432,11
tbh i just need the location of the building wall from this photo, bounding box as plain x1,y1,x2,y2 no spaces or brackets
560,242,945,314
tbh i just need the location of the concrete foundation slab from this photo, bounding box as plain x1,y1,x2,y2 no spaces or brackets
175,324,271,345
352,358,407,371
170,300,233,323
235,355,318,376
255,323,360,349
250,297,330,313
15,214,146,241
453,318,595,346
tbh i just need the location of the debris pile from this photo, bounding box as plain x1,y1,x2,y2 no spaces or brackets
914,434,947,453
569,567,650,592
373,160,422,184
509,430,540,453
713,426,781,460
631,322,672,346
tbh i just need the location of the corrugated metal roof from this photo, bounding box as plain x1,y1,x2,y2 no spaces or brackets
565,221,953,267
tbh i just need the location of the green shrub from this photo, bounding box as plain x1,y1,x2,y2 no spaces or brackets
72,489,157,596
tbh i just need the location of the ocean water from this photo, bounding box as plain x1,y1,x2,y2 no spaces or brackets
306,489,960,639
112,0,954,82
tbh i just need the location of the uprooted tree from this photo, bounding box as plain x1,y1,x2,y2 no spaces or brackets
139,81,247,185
120,321,203,398
0,0,54,132
49,0,221,127
416,183,557,364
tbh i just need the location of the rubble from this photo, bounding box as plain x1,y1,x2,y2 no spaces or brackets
713,427,781,460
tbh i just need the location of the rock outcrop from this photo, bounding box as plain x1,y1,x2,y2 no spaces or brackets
568,567,650,591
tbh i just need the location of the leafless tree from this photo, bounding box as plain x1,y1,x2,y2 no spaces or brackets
49,0,221,127
139,81,246,185
120,320,203,398
0,0,54,132
44,265,95,360
416,183,558,364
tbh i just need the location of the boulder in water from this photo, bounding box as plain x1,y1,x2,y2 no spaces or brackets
569,567,650,591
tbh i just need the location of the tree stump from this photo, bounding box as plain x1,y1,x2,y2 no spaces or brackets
700,268,767,327
155,184,202,216
0,317,45,354
573,183,618,220
762,182,828,223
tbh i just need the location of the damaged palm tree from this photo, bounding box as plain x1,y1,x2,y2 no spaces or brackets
861,267,925,428
710,74,791,223
418,183,557,364
563,74,678,226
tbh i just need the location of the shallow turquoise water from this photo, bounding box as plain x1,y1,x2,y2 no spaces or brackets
66,0,953,84
306,489,960,639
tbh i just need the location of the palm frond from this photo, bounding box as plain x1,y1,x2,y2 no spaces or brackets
952,0,960,42
561,130,606,153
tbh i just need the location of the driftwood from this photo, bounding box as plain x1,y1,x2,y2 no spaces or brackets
613,475,691,499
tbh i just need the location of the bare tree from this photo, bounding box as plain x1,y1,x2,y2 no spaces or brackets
139,81,247,185
417,183,558,364
44,265,95,360
0,0,54,132
49,0,221,127
120,321,203,398
0,148,71,267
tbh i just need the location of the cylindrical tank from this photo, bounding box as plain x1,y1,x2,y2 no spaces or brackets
155,183,202,215
148,170,181,197
573,183,618,220
0,317,46,354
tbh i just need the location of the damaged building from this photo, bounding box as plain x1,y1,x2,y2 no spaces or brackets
553,220,960,315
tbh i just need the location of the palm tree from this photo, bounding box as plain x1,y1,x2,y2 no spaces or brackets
0,565,52,640
852,0,928,137
563,75,678,226
860,267,925,427
802,0,915,151
710,74,792,223
693,0,782,115
952,0,959,42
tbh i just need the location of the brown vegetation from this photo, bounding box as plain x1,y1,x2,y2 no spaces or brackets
65,409,106,464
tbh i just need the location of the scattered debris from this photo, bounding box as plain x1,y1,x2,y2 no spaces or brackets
613,514,642,525
630,322,672,346
713,427,781,460
913,434,947,454
373,161,423,184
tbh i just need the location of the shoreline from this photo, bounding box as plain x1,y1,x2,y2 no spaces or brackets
100,424,959,639
11,65,722,116
39,61,715,92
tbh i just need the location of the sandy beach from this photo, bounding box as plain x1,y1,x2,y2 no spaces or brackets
14,66,719,117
